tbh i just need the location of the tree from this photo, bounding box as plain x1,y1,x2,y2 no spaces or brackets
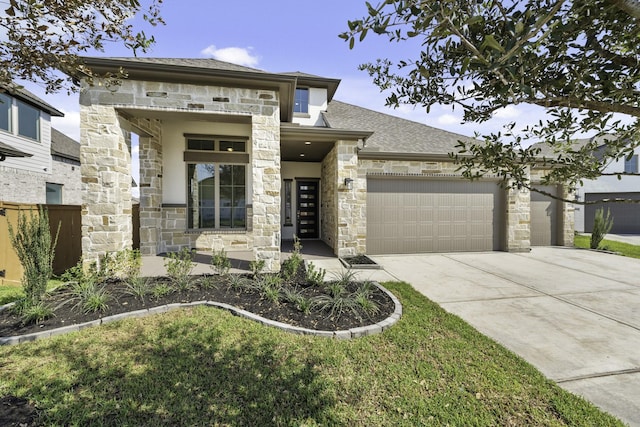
341,0,640,204
0,0,164,93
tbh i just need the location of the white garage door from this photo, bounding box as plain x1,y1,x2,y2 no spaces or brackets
585,192,640,234
530,185,559,246
366,178,504,254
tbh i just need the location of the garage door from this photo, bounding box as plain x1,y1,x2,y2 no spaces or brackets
366,178,504,254
530,185,559,246
585,192,640,234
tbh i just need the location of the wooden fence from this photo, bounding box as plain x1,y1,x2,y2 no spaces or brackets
0,203,81,285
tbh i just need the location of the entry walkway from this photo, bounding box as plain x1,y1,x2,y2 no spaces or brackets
371,247,640,426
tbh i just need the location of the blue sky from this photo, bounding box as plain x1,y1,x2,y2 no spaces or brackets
19,0,550,143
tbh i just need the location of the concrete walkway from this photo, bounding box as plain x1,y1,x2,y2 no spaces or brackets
370,247,640,426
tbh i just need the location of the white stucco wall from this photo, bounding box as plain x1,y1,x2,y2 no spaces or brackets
292,87,328,127
281,161,322,240
161,120,252,204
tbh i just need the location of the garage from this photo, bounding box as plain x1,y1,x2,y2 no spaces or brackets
530,185,560,246
366,178,504,254
585,192,640,234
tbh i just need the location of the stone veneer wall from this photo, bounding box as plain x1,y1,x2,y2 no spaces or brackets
505,184,530,251
79,104,133,263
80,80,281,271
321,141,366,257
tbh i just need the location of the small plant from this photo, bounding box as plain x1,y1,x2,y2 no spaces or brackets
254,274,283,303
281,236,303,281
282,288,313,315
165,247,194,291
59,261,85,283
324,281,347,299
305,263,326,286
8,207,59,308
62,277,111,314
152,282,174,299
590,208,614,249
331,268,358,287
18,301,54,324
353,282,380,317
82,287,110,313
124,276,152,302
249,259,266,277
312,292,361,321
198,275,218,290
212,248,232,276
262,285,281,304
227,274,250,292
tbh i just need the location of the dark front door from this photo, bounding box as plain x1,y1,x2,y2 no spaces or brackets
296,180,319,238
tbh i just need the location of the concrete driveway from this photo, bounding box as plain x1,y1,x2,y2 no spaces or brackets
370,247,640,426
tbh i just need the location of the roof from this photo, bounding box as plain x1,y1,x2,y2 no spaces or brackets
0,141,32,160
323,100,477,157
1,84,64,117
94,57,268,74
51,128,80,162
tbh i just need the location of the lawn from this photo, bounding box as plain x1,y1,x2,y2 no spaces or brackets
0,282,622,426
574,234,640,259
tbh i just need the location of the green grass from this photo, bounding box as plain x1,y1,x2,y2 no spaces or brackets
0,280,65,306
574,234,640,259
0,282,622,426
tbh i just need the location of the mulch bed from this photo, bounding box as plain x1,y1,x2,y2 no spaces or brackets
0,272,395,338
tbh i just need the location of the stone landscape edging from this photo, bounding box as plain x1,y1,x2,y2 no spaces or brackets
0,282,402,345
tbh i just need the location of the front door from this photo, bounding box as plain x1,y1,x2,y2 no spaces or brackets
296,180,319,238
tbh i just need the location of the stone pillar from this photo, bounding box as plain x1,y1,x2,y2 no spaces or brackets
560,185,576,246
505,183,531,252
137,119,163,255
79,104,132,264
252,114,281,272
335,140,365,257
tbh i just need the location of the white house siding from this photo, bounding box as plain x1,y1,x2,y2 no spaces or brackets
292,87,328,127
0,114,52,174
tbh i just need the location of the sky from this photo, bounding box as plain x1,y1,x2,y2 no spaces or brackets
18,0,553,144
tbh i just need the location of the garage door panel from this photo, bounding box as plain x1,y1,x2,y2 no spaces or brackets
531,185,559,246
367,178,504,254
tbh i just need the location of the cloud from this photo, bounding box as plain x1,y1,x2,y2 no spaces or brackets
436,113,459,125
51,110,80,141
492,105,521,120
200,45,260,67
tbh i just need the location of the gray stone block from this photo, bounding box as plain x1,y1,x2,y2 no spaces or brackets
333,330,352,340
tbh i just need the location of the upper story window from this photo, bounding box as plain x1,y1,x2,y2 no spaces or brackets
0,93,11,132
624,154,638,174
294,88,309,114
17,100,40,141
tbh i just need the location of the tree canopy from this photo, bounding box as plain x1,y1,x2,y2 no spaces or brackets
341,0,640,203
0,0,164,93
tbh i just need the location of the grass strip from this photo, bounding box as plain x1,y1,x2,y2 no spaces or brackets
574,235,640,259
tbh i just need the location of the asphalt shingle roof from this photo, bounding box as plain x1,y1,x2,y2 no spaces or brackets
51,128,79,162
97,57,268,74
323,100,477,156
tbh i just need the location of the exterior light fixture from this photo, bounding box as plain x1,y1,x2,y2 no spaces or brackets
344,177,354,190
304,141,311,145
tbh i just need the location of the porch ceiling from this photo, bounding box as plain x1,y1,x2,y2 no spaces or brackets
280,124,373,162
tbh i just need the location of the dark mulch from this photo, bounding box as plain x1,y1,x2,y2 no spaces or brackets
342,254,378,266
0,270,395,338
0,395,38,427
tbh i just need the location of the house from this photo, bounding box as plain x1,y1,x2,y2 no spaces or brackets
72,57,574,272
0,85,81,205
573,136,640,234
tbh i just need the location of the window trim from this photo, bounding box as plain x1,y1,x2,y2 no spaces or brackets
0,93,12,133
294,87,309,114
624,154,638,174
16,99,41,142
46,182,63,204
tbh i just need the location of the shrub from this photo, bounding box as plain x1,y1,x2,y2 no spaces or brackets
281,236,303,281
152,282,174,299
8,207,59,307
590,208,614,249
305,263,326,286
249,259,265,277
164,248,194,290
124,276,152,302
212,248,232,276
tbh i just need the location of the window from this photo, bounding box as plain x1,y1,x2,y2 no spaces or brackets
185,136,248,230
0,93,11,132
187,164,246,229
625,155,638,174
46,183,63,204
294,88,309,114
17,100,40,141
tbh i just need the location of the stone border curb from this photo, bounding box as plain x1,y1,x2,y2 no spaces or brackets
0,282,402,345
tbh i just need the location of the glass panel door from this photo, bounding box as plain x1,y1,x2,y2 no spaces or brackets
296,180,319,238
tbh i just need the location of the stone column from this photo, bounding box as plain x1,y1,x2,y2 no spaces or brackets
79,104,132,264
335,140,365,257
560,185,576,246
137,119,163,255
252,114,281,272
505,183,531,252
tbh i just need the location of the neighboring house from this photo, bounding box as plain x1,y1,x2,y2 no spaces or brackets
71,57,574,272
573,136,640,234
0,85,81,205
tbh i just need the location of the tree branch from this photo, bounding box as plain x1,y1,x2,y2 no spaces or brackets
530,96,640,117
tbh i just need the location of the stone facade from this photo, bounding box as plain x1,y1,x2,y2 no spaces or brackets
79,104,133,264
320,140,366,257
80,79,282,271
505,185,531,251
